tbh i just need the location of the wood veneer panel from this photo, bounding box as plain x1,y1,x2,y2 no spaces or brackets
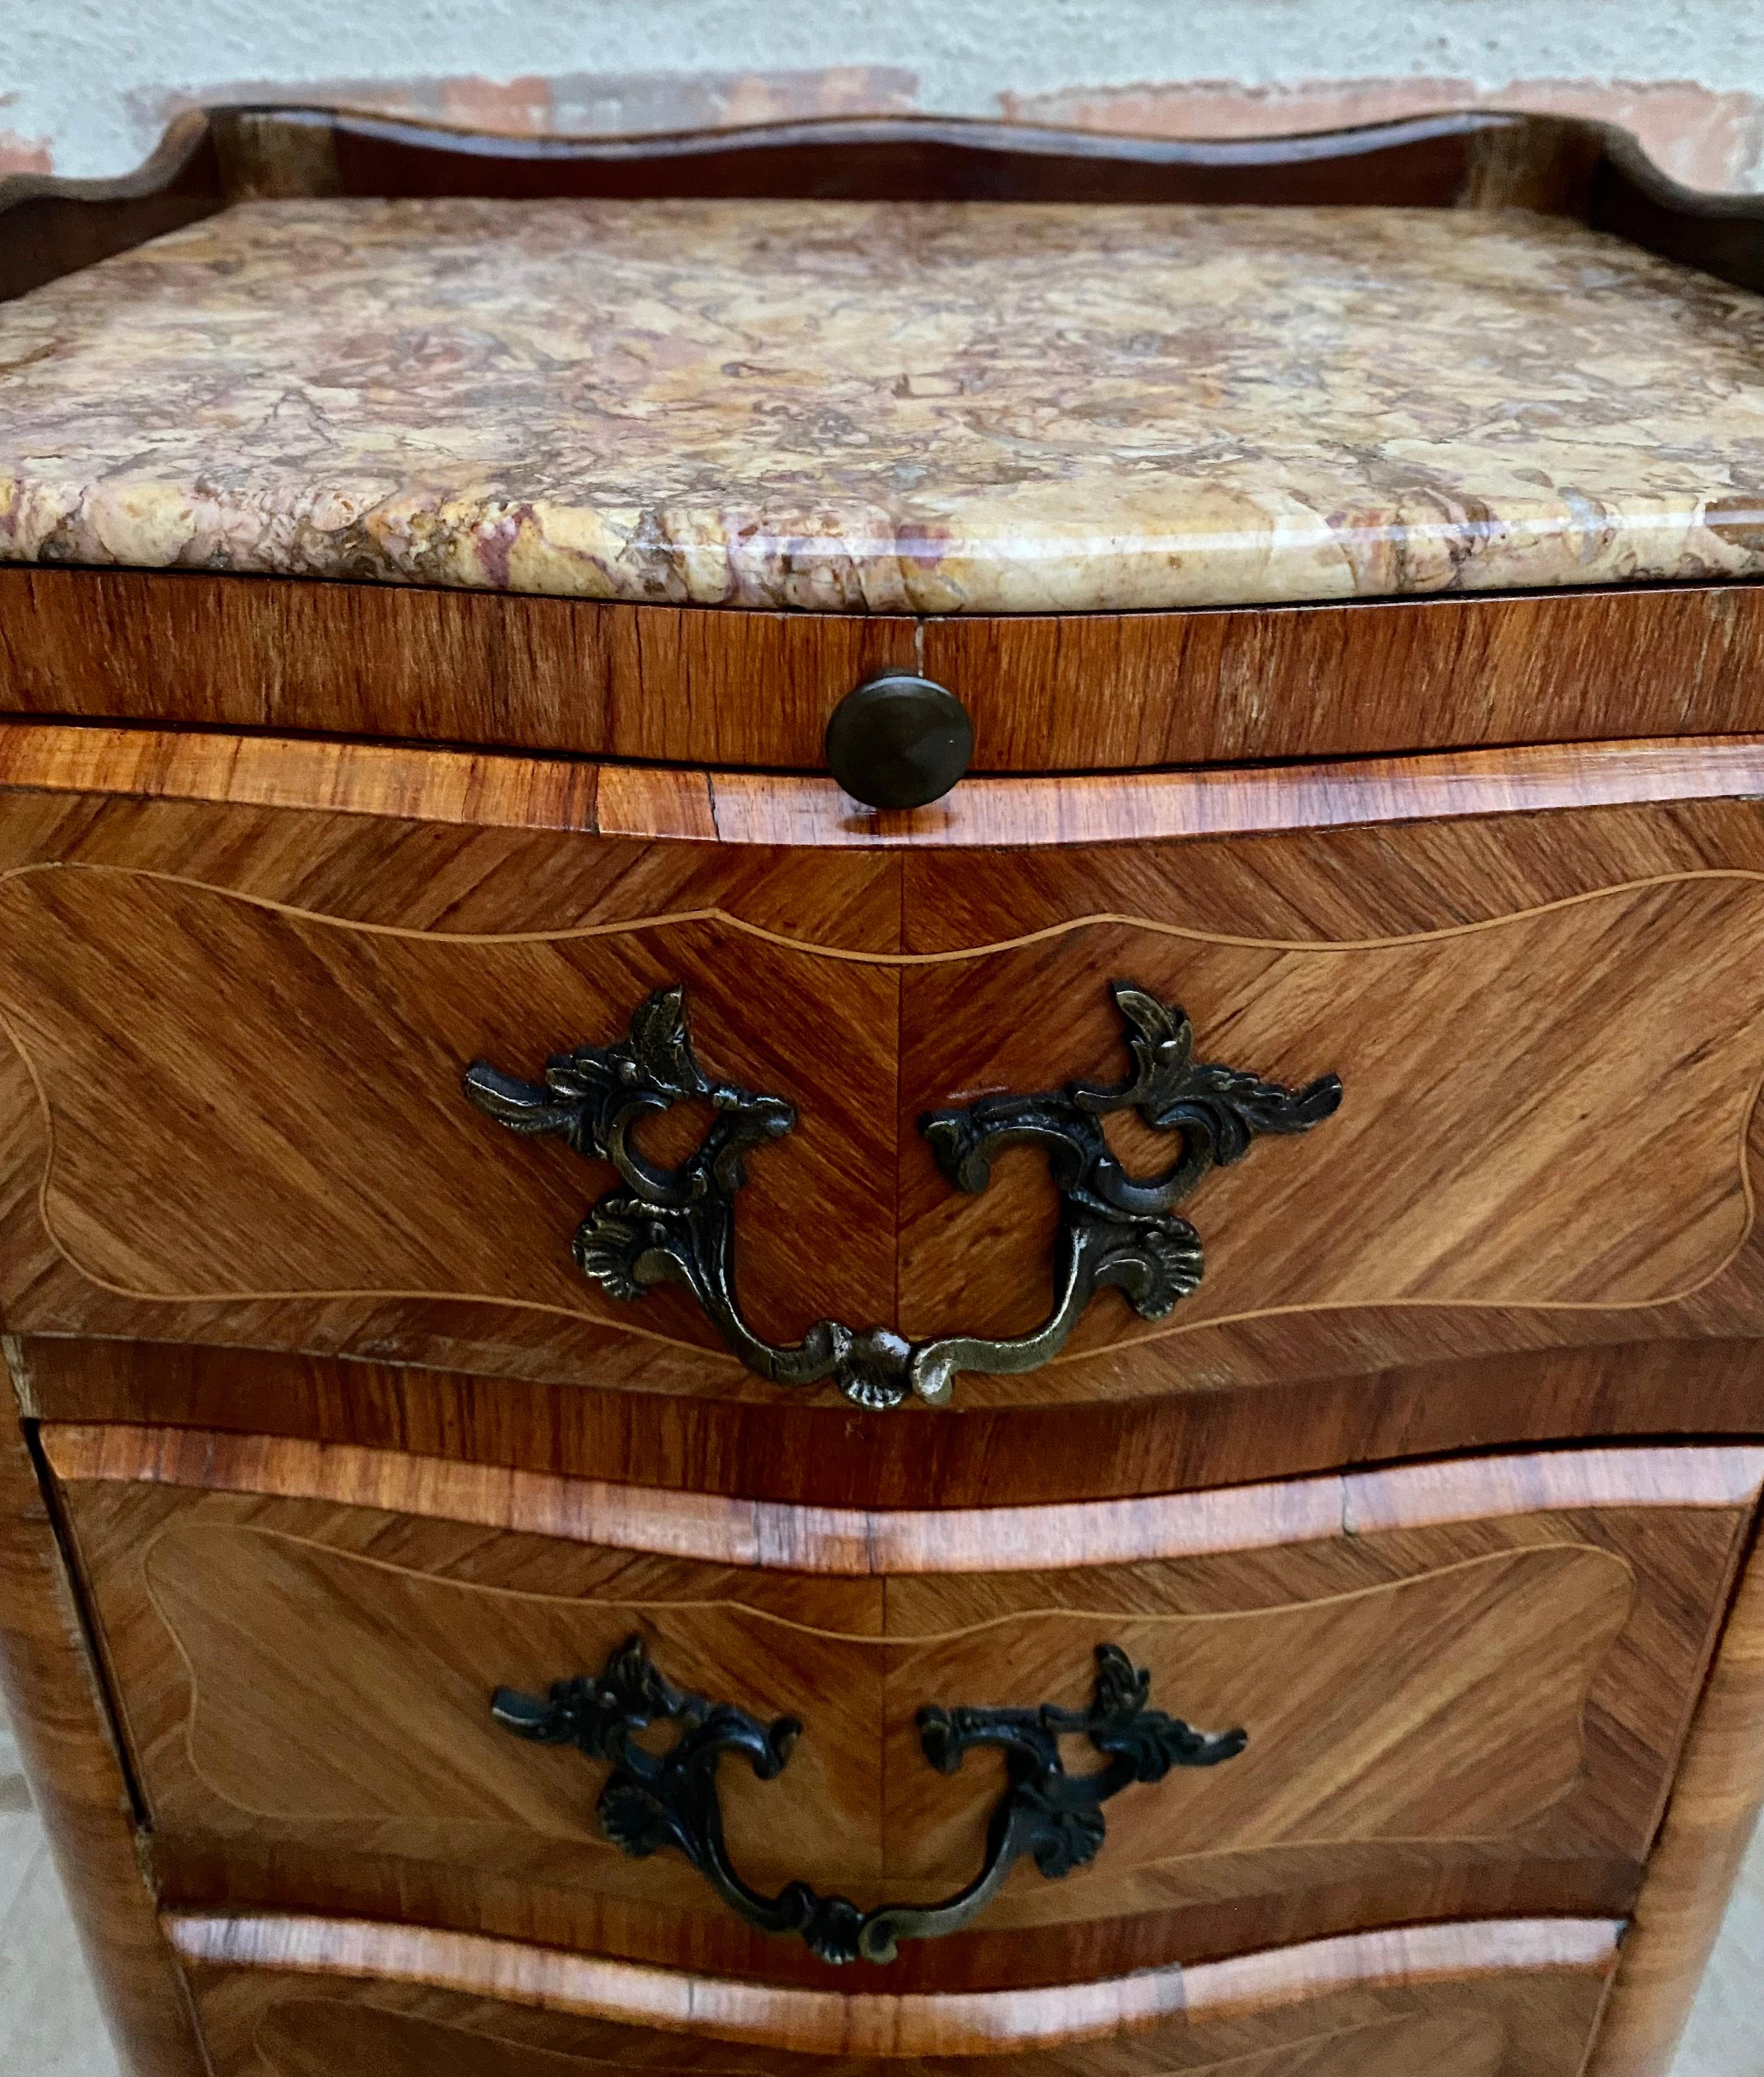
0,865,898,1373
897,882,1764,1342
895,793,1764,1403
0,1389,204,2076
15,856,1764,1393
48,1436,1754,1988
922,584,1764,772
6,572,1764,770
170,1913,1620,2075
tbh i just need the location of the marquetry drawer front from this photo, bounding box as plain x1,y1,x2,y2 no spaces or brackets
50,1428,1761,1989
13,778,1764,1410
172,1913,1621,2077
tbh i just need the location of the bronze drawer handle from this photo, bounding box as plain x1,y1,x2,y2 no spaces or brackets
493,1636,1245,1966
463,980,1339,1410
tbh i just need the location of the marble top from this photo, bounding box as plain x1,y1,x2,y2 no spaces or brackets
4,195,1764,614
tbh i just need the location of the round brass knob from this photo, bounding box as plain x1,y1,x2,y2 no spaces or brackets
824,673,974,810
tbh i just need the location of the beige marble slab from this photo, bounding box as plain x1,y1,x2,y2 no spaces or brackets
4,197,1764,612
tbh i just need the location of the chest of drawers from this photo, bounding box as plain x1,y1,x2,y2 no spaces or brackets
5,100,1764,2077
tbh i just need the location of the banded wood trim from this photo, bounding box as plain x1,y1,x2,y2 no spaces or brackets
41,1426,1764,1575
22,1333,1764,1511
1587,1520,1764,2077
163,1911,1622,2055
0,1384,205,2075
1339,1452,1764,1531
6,722,1764,851
1180,1919,1622,2022
711,737,1764,848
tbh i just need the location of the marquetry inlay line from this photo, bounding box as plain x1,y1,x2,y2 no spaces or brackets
6,719,1764,852
162,1913,1623,2053
18,854,1764,959
7,863,1764,1347
44,1425,1764,1572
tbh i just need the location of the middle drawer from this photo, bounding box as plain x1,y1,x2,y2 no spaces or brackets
47,1425,1760,1991
13,777,1764,1415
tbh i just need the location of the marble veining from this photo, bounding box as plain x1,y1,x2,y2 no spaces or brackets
4,196,1764,613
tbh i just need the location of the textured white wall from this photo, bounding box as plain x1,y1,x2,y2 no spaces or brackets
5,0,1764,186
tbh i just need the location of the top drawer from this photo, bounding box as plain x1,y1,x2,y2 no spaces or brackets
6,569,1764,771
10,723,1764,1418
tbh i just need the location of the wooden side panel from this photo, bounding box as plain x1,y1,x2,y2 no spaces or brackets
0,1387,204,2076
170,1914,1622,2077
47,1440,1754,1991
8,569,1764,771
1587,1524,1764,2077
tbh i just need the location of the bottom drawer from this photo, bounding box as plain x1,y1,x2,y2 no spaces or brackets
50,1428,1760,1987
169,1912,1620,2077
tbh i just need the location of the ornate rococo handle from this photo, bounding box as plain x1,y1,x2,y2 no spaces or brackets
493,1636,1245,1965
463,980,1340,1409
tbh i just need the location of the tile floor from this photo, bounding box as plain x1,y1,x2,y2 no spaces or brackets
0,1695,1758,2073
